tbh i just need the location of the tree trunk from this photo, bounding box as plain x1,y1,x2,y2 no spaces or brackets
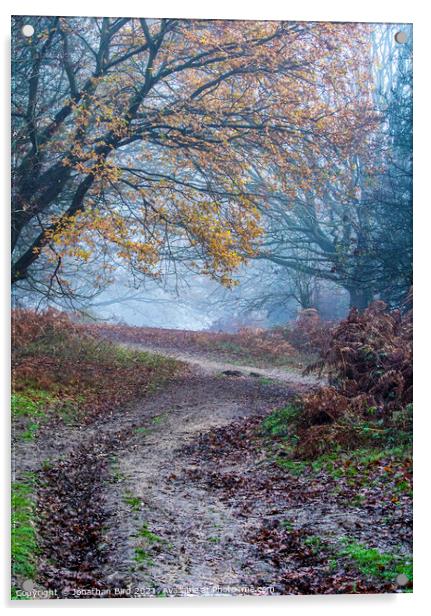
348,288,372,311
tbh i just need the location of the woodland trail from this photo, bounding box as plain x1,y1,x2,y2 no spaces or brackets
118,340,323,387
98,371,301,597
22,347,409,598
22,351,314,597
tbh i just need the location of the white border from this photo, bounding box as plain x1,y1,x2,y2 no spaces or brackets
2,1,429,614
1,1,418,22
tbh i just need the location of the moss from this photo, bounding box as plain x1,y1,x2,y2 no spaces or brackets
261,404,300,438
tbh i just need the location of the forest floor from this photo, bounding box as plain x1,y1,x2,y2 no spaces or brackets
12,326,412,599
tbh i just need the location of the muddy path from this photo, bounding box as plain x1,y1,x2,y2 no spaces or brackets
118,340,323,387
23,350,408,598
100,373,299,597
23,353,312,598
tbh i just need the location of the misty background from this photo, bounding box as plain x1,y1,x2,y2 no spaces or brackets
12,20,412,332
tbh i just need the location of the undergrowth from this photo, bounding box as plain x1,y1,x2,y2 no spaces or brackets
11,473,38,599
11,309,186,431
262,301,412,461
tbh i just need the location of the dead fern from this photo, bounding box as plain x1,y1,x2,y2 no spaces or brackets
292,300,412,458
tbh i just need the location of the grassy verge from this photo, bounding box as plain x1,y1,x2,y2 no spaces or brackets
338,538,412,586
11,473,38,599
260,402,412,591
92,321,317,371
12,310,186,435
300,532,412,591
261,402,412,463
261,404,412,495
11,309,186,598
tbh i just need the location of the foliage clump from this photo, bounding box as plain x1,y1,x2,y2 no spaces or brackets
288,301,412,458
315,301,412,412
281,310,335,355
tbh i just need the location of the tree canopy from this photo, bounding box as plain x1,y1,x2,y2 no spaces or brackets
12,17,377,300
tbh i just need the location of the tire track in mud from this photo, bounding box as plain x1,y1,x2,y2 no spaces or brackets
37,435,114,596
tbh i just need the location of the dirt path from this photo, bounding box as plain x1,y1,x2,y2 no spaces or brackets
27,352,312,598
99,372,304,597
26,348,408,598
119,341,323,387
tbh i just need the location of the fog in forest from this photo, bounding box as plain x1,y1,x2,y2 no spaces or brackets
12,20,412,331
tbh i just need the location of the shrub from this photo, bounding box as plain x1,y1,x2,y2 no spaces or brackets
287,301,412,458
281,311,335,355
311,301,412,415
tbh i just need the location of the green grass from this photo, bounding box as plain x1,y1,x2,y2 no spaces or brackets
338,538,413,585
12,391,51,442
11,473,38,591
11,388,82,437
261,404,300,438
123,493,142,511
134,547,154,564
135,426,153,435
137,523,163,543
151,413,167,425
20,422,39,441
273,445,412,492
14,330,183,433
57,397,83,425
311,445,412,480
304,535,324,553
110,468,125,483
285,533,412,591
259,376,276,386
132,523,164,571
11,390,51,419
112,346,175,368
275,456,307,475
262,404,412,486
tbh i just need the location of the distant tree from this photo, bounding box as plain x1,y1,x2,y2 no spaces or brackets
248,24,412,310
370,26,412,305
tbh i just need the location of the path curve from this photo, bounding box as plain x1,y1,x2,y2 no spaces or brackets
120,341,323,387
